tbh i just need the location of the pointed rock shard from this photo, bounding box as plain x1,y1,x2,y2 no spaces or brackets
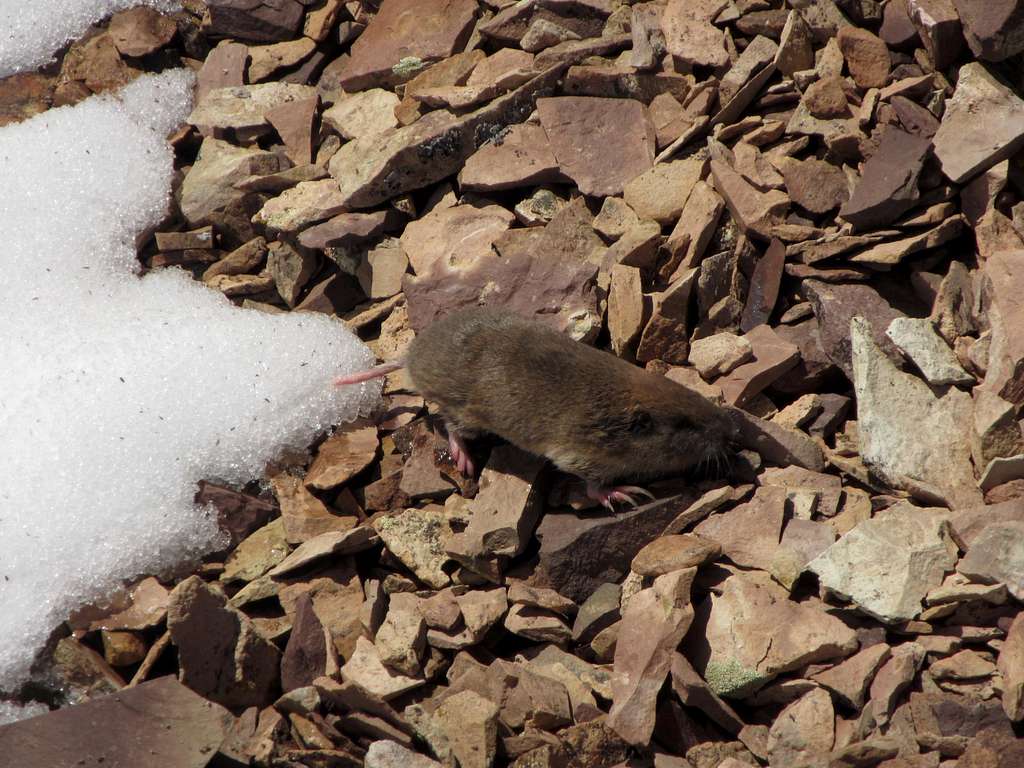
168,576,281,708
608,568,697,745
998,611,1024,721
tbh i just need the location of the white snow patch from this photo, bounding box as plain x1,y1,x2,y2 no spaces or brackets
0,70,380,690
0,0,181,78
0,701,50,726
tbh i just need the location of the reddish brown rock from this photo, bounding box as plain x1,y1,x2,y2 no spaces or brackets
775,10,815,76
281,593,332,692
661,0,730,67
775,156,849,215
304,422,379,491
533,491,701,602
108,7,177,57
687,571,858,698
608,568,696,745
404,197,601,341
836,26,891,89
955,0,1024,61
335,0,477,90
195,480,277,551
168,576,281,708
840,128,930,231
998,611,1024,720
767,688,834,765
801,279,905,380
636,269,697,364
537,96,655,197
206,0,305,43
0,72,54,126
265,95,318,166
716,325,800,407
740,238,786,333
811,643,891,709
711,158,790,240
0,677,231,767
880,0,919,48
458,124,563,192
906,0,964,69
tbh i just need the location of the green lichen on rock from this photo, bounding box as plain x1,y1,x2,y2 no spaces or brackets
392,56,425,78
703,658,763,698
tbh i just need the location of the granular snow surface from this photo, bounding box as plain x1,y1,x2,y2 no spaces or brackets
0,0,180,78
0,70,380,690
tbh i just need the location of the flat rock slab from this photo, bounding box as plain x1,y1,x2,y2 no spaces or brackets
933,62,1024,184
851,316,981,508
808,505,958,622
188,83,317,137
686,571,858,698
537,96,655,197
458,123,563,192
404,197,602,340
533,491,700,603
334,0,479,91
0,676,231,768
839,127,930,231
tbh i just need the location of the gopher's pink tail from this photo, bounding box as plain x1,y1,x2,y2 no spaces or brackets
334,360,404,386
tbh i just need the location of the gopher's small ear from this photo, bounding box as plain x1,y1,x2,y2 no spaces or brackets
628,409,653,434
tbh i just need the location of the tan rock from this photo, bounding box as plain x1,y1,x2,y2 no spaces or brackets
322,89,400,140
607,264,644,358
376,608,426,677
504,604,573,643
998,611,1024,721
661,0,730,67
716,325,799,407
631,534,721,576
434,690,500,768
836,26,891,89
687,571,858,698
272,473,357,544
710,158,790,240
248,37,316,82
623,157,705,225
221,518,289,584
400,203,515,275
933,62,1024,184
767,688,834,765
304,422,379,491
866,642,924,726
374,508,453,589
689,333,754,379
341,636,425,700
188,82,317,138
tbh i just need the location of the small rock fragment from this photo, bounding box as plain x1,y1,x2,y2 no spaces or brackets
689,333,754,379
